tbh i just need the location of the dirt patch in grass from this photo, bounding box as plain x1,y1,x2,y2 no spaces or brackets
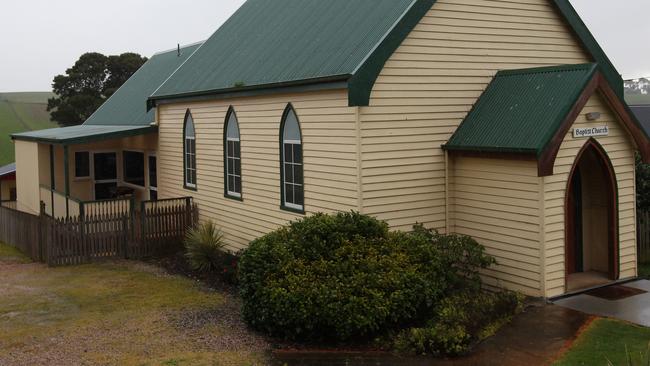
147,251,238,294
0,258,269,365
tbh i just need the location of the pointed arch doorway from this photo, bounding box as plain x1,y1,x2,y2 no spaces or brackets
565,139,619,292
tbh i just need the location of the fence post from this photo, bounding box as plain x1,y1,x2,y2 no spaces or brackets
185,197,192,228
39,201,45,262
122,213,129,259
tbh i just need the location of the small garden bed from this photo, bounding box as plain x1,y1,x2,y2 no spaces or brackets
179,212,523,357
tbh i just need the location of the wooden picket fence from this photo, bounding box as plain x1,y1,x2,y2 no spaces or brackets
637,210,650,263
0,197,197,266
131,197,198,258
0,205,44,261
43,211,131,266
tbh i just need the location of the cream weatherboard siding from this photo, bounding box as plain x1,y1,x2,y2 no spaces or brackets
450,157,543,296
15,140,42,214
156,89,360,250
543,93,637,297
359,0,590,232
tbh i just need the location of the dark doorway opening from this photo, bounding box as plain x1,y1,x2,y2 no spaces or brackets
565,139,618,292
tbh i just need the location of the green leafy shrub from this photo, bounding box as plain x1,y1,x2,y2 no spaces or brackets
184,221,226,272
219,250,240,284
238,212,498,341
394,290,522,356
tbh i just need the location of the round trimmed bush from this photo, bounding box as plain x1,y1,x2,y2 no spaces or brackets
238,212,496,341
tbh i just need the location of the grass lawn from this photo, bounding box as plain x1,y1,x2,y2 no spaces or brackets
0,243,268,365
639,262,650,279
0,243,31,264
555,318,650,366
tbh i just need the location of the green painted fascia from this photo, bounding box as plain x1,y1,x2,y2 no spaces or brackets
497,63,597,77
11,126,158,145
536,63,599,157
443,63,597,155
348,0,436,106
148,77,349,110
552,0,623,99
442,145,538,155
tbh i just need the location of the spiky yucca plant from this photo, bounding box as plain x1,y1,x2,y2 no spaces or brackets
184,221,226,272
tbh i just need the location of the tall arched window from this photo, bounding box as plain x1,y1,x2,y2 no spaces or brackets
280,104,304,212
184,110,197,189
224,107,242,199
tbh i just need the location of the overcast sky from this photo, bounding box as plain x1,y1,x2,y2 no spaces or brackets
0,0,648,92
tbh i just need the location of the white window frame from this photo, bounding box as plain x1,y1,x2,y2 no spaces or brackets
185,135,197,189
282,138,303,211
225,135,242,198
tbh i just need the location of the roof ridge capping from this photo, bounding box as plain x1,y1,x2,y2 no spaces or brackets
153,40,206,57
496,63,598,78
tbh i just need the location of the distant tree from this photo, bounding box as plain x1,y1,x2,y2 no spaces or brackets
637,153,650,211
47,52,147,127
625,79,642,95
625,78,650,96
640,78,650,94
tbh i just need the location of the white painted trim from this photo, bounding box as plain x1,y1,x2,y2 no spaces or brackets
284,202,303,211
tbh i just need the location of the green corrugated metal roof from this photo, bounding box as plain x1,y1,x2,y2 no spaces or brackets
150,0,424,102
85,42,202,126
12,43,201,144
12,125,157,145
444,64,598,155
147,0,626,108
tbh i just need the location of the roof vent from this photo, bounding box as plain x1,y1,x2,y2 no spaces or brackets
177,44,181,57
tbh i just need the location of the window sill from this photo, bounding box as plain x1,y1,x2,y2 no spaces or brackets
121,182,146,191
184,184,197,192
224,193,243,202
281,205,305,215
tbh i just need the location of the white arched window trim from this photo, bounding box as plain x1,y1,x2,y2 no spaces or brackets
280,104,304,212
184,110,197,189
224,107,242,198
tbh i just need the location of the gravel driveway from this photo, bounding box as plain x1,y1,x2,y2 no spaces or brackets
0,246,269,366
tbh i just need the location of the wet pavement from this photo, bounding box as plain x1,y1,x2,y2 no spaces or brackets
553,280,650,327
271,303,590,366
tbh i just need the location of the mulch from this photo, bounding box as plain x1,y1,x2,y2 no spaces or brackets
145,251,238,294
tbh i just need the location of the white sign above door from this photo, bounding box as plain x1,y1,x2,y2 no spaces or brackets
573,126,609,138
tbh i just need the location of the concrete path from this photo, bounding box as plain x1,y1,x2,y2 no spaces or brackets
553,280,650,327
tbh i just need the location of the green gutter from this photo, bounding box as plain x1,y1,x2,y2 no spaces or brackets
148,76,350,110
442,145,539,155
11,126,158,145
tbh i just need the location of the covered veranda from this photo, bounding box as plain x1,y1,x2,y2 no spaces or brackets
12,124,158,218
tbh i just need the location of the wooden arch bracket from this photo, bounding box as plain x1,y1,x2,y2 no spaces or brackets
538,72,650,177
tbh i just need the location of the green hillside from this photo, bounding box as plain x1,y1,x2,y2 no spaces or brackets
0,92,58,165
